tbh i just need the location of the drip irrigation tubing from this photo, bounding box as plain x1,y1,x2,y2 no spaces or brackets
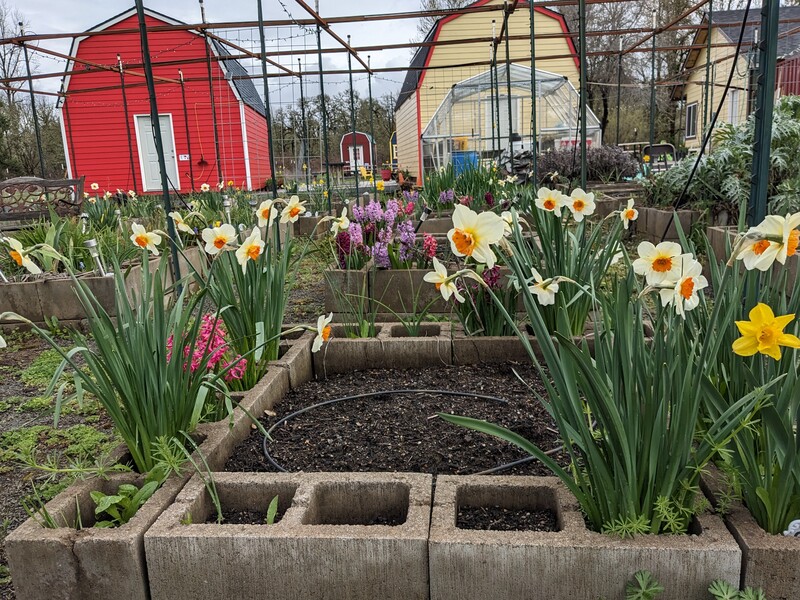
262,388,560,475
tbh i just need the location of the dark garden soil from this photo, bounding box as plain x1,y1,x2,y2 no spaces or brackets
456,505,559,532
225,362,569,476
208,506,287,526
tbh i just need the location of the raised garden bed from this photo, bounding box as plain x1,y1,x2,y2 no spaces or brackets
638,206,702,243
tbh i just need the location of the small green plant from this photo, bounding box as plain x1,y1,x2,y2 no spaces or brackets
708,580,768,600
265,495,279,525
625,570,664,600
90,477,160,528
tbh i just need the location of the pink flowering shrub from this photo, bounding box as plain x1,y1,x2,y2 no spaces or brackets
167,313,246,382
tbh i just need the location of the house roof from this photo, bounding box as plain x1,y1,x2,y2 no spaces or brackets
395,1,572,111
60,6,265,117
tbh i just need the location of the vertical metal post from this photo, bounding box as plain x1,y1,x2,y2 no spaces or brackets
493,21,501,157
616,39,622,145
703,1,713,137
347,36,359,201
178,69,195,192
648,9,657,163
489,42,496,157
119,55,138,194
748,0,780,225
63,97,78,175
367,55,377,198
578,0,587,189
298,59,311,192
256,0,279,201
315,0,332,212
199,0,223,184
134,0,181,284
19,23,45,179
529,0,537,180
504,2,514,175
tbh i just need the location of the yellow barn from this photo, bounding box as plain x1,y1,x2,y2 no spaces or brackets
395,0,583,180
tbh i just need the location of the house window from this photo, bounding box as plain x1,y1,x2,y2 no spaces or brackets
686,102,698,139
728,90,740,124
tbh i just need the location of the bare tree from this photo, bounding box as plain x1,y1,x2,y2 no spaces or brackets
0,0,27,106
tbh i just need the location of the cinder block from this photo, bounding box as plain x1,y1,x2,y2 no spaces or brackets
313,324,386,377
641,207,701,242
145,472,432,600
323,263,369,313
370,267,448,313
0,281,43,323
429,475,741,600
451,324,535,364
291,215,325,239
374,322,453,368
418,216,453,235
269,329,314,389
36,277,116,322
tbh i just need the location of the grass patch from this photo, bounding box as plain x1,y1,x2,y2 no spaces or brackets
0,424,116,465
20,348,70,390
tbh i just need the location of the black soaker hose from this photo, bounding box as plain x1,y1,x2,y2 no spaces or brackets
262,388,557,475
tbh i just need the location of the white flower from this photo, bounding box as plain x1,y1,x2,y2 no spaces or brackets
256,199,278,228
658,255,708,318
90,182,99,191
535,187,565,215
0,333,6,349
528,268,559,306
235,228,264,273
632,241,685,285
567,188,596,222
168,211,192,233
500,210,527,237
127,190,137,199
3,237,41,275
329,207,350,234
447,205,505,268
104,191,113,200
280,195,306,223
312,313,333,352
621,198,639,230
200,183,210,193
736,213,800,271
423,258,465,303
129,223,162,255
201,223,237,255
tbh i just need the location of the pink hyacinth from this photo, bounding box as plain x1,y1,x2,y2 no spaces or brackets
423,233,437,259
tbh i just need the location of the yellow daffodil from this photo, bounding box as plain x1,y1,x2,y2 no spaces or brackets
280,195,306,223
323,190,329,199
90,182,99,191
227,180,234,187
633,241,685,285
130,223,162,255
447,205,505,268
658,255,708,318
201,223,237,255
528,267,559,306
168,211,192,234
567,188,596,222
312,313,333,352
733,303,800,361
535,187,565,215
3,237,41,274
256,199,278,228
376,180,385,192
328,207,350,234
736,213,800,271
200,183,210,193
621,198,638,230
423,257,465,303
235,228,264,273
643,155,651,164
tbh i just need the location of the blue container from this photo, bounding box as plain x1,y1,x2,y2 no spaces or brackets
452,151,479,176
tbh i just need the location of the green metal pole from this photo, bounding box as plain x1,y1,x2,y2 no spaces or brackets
19,24,45,179
504,2,514,175
257,0,279,200
616,39,622,145
298,59,311,193
493,20,501,160
368,56,377,198
134,0,181,284
199,0,223,184
529,0,537,180
178,69,195,192
347,36,359,201
315,0,332,212
119,55,139,194
648,9,657,167
578,0,587,189
748,0,779,225
703,1,713,138
489,42,496,157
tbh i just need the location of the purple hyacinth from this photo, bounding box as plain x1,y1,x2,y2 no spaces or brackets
365,199,383,222
403,190,419,204
335,230,352,269
351,205,366,223
398,220,416,261
384,199,400,229
372,241,390,268
348,222,363,246
438,189,455,204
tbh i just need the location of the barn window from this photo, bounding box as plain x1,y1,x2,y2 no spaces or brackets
685,102,698,139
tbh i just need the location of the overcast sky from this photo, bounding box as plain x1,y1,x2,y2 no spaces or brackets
16,0,423,102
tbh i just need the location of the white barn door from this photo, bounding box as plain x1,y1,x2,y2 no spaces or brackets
135,114,180,192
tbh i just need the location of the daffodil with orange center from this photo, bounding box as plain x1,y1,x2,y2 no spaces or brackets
129,223,162,255
256,199,278,228
423,257,465,303
3,237,41,274
732,303,800,361
737,213,800,271
168,211,192,233
632,241,685,285
280,195,306,224
658,255,708,318
200,183,210,193
567,188,596,222
201,223,237,256
447,205,505,268
620,198,638,230
312,313,333,352
235,228,264,273
534,187,565,215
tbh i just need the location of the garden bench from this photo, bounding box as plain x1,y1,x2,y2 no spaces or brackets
0,175,85,232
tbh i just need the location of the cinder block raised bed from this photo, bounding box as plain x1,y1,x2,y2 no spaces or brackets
639,206,702,243
144,471,432,600
418,216,452,235
370,267,448,313
323,263,370,313
429,475,742,600
291,214,325,239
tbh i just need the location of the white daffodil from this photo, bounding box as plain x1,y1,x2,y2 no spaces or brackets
3,237,41,274
567,188,596,222
168,211,192,233
447,205,505,268
528,267,559,306
621,198,639,230
632,241,685,285
312,313,333,352
735,232,780,272
128,190,137,199
104,191,113,200
737,213,800,271
500,210,528,237
534,187,565,215
329,207,350,234
256,199,278,228
200,183,210,193
90,182,99,191
201,223,237,255
130,223,162,255
0,333,6,349
423,257,465,303
235,228,264,273
280,195,306,223
658,255,708,318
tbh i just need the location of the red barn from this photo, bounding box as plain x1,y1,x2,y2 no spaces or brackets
339,131,374,175
58,6,272,194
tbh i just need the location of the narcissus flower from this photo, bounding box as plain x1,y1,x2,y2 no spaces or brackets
128,190,137,199
423,257,465,303
104,191,113,200
312,313,333,352
567,188,596,222
328,207,350,234
280,195,306,223
235,228,264,273
90,182,99,191
633,241,685,285
256,199,278,228
130,223,162,255
3,237,41,274
500,210,527,237
621,198,638,230
447,205,505,268
658,255,708,318
733,303,800,361
534,187,565,215
201,223,237,255
200,183,210,193
528,267,559,306
0,333,5,349
376,180,385,192
168,211,192,233
735,213,800,271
